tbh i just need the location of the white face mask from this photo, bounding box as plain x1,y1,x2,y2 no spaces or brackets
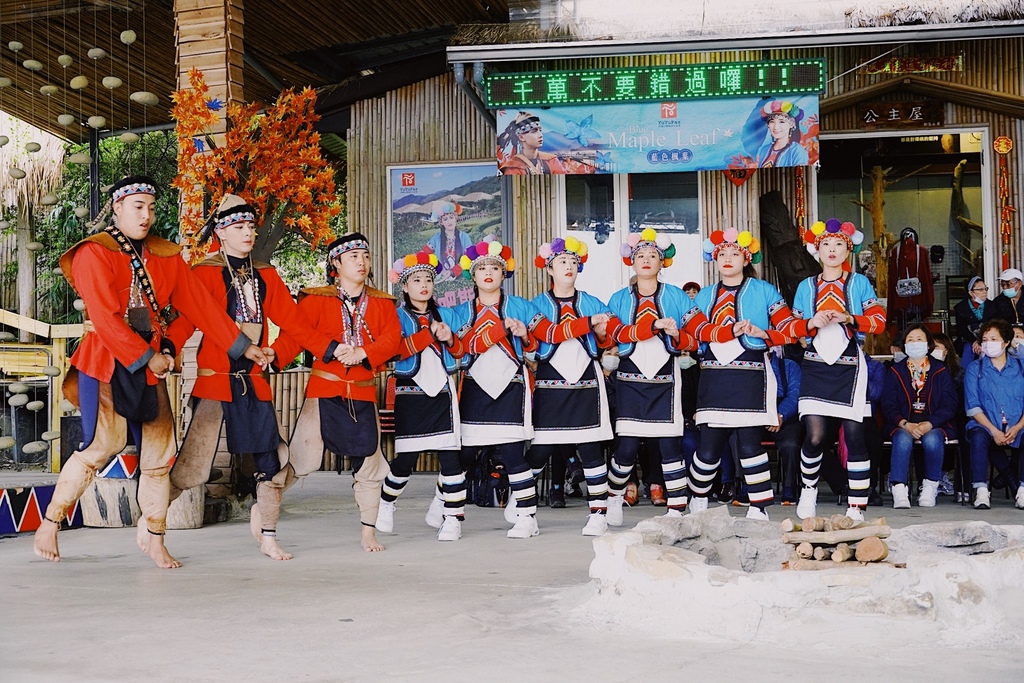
1010,339,1024,358
601,355,620,372
904,341,929,360
892,351,907,363
973,295,987,305
930,348,946,361
982,340,1006,358
677,355,697,370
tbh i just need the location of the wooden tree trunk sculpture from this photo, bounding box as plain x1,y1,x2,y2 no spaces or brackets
950,159,983,274
758,190,821,305
851,165,893,352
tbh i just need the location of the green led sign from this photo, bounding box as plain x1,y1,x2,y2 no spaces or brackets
484,58,826,108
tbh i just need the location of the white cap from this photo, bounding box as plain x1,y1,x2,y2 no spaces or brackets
1000,268,1024,283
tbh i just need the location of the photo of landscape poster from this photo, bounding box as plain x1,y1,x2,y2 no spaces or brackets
388,161,501,306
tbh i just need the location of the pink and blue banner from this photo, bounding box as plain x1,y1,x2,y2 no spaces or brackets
496,94,818,175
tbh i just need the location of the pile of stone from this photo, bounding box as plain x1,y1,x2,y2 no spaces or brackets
781,514,903,570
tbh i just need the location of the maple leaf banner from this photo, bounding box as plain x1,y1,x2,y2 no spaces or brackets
171,68,340,262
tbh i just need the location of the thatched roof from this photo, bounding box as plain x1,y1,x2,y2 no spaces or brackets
455,0,1024,47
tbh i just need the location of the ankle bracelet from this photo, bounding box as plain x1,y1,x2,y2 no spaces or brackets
261,529,277,538
148,529,165,536
44,515,61,526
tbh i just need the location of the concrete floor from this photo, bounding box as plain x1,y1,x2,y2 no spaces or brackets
3,472,1024,682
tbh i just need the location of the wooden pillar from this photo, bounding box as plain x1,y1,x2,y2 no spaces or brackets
174,0,245,143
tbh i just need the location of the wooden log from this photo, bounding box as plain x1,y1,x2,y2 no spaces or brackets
855,536,890,563
80,478,142,528
826,514,853,532
796,541,814,559
789,558,839,571
855,517,887,529
782,525,892,546
813,545,833,561
167,485,205,530
832,543,854,562
802,516,826,532
780,518,801,532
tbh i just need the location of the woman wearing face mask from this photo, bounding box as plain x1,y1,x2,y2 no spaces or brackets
965,319,1024,510
526,237,614,536
953,276,989,357
1011,325,1024,358
377,248,466,541
792,219,887,522
880,324,957,508
686,228,800,521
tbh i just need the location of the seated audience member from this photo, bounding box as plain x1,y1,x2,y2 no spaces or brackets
880,324,957,508
964,319,1024,510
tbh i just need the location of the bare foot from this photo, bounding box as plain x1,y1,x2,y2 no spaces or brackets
33,518,60,562
136,518,150,554
146,533,182,569
259,535,293,561
361,525,385,552
249,504,262,543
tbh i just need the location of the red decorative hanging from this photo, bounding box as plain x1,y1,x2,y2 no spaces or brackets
994,136,1016,270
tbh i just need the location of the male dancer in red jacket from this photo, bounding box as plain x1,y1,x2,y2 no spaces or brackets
274,233,402,552
34,177,267,568
165,195,340,560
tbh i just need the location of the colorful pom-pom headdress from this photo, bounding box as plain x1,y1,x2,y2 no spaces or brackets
459,235,516,280
761,99,804,123
388,246,442,285
534,236,589,272
426,201,462,224
803,218,864,257
702,227,762,264
619,227,676,267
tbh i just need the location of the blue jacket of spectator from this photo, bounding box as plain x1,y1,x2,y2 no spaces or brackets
771,355,801,423
880,358,957,439
964,354,1024,448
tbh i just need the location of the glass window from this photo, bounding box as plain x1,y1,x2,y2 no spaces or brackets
565,174,615,244
628,172,699,234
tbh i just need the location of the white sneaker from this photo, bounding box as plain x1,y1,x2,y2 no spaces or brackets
664,508,684,518
1017,486,1024,510
437,516,462,541
606,494,625,527
974,486,991,510
745,506,770,521
919,479,939,508
796,486,818,519
503,495,518,524
375,500,396,533
507,514,540,539
845,506,865,522
688,496,709,514
424,494,444,529
581,512,608,537
891,483,911,509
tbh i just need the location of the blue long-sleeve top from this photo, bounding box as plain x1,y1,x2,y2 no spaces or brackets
963,355,1024,447
771,355,801,423
880,359,958,439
